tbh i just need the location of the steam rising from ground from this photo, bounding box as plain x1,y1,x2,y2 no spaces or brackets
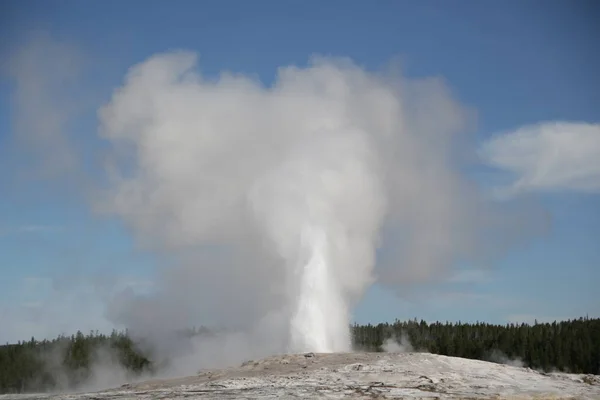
97,52,482,357
383,334,414,353
486,349,525,368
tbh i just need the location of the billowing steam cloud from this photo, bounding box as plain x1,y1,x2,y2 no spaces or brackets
97,51,488,357
5,36,549,375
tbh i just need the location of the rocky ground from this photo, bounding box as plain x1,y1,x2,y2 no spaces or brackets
2,352,599,399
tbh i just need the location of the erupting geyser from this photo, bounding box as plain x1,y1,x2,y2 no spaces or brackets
291,226,346,352
98,51,478,358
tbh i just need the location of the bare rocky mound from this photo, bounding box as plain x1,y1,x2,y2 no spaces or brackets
3,352,599,399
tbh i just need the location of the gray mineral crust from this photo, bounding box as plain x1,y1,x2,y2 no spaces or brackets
2,352,599,399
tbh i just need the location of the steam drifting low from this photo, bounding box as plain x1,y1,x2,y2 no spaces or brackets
96,51,489,357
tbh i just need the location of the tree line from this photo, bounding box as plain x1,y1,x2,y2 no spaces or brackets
0,330,152,394
1,317,598,393
352,316,599,374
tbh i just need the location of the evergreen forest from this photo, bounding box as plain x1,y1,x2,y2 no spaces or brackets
1,317,598,394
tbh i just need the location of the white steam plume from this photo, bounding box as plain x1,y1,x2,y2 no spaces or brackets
382,332,414,353
99,53,390,353
93,51,544,364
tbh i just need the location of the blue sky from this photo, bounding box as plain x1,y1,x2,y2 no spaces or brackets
1,1,599,343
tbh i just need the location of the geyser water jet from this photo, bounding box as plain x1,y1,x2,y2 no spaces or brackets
290,225,349,353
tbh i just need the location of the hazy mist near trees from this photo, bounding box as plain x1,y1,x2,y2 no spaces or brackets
1,317,598,394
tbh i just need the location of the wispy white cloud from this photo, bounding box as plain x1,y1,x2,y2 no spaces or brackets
479,121,600,197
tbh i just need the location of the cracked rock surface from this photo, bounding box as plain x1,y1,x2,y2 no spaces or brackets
2,352,599,399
